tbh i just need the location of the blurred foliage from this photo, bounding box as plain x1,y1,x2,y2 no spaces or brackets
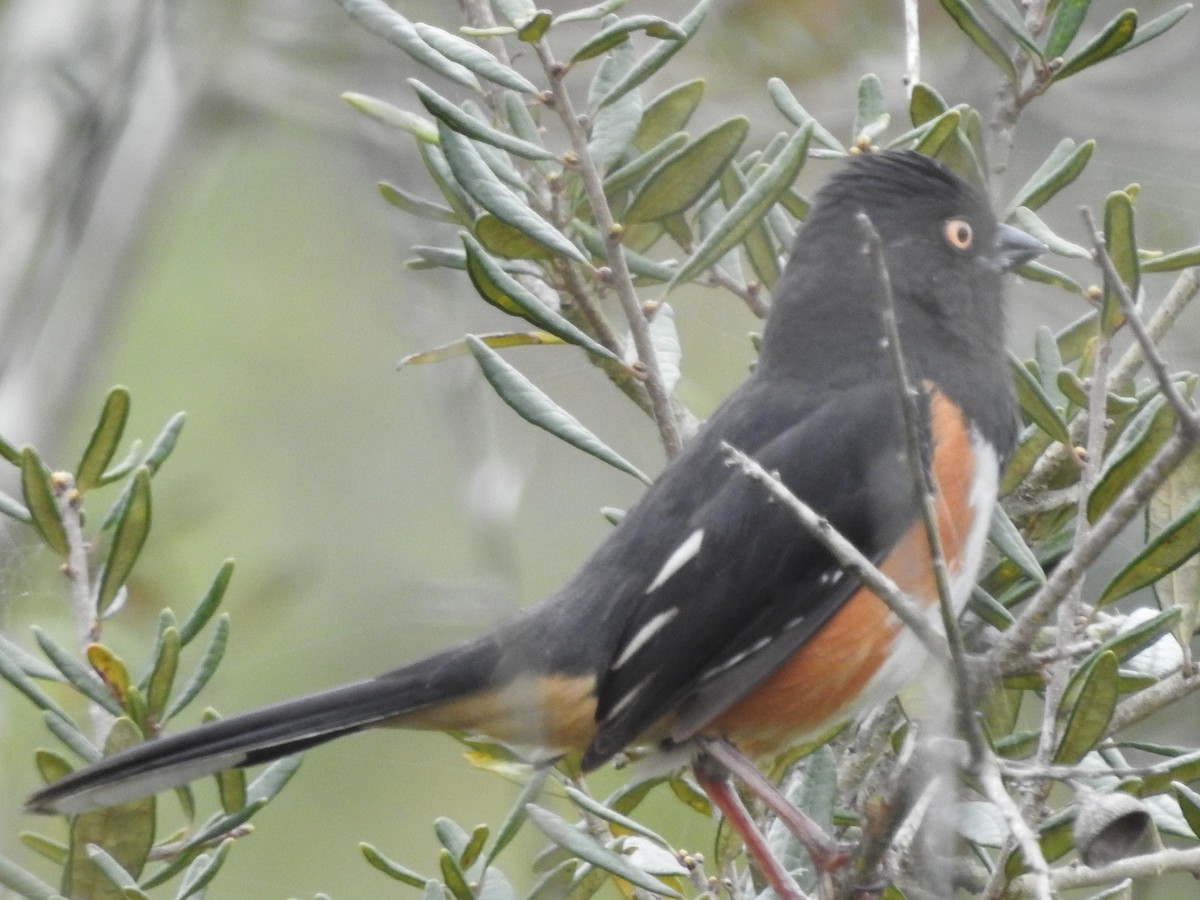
3,0,1200,898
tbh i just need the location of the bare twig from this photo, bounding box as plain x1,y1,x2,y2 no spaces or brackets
1081,207,1200,439
721,443,947,662
1010,845,1200,893
855,212,978,750
977,755,1052,900
532,39,682,457
902,0,920,94
1110,266,1200,388
1109,667,1200,734
1001,745,1200,783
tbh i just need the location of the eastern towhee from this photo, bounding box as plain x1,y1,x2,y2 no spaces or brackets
26,149,1045,896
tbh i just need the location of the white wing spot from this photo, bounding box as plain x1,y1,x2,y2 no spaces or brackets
602,678,649,722
645,528,705,594
612,608,680,670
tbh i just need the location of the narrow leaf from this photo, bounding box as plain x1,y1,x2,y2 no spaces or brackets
669,124,812,288
570,15,686,64
378,182,456,222
630,79,704,151
1054,650,1118,763
335,0,480,90
524,804,680,896
1099,490,1200,606
0,643,73,722
99,412,185,531
399,332,566,367
989,504,1045,583
624,116,749,223
1089,392,1183,522
938,0,1018,81
563,785,671,848
0,854,61,900
341,92,438,142
853,73,886,141
438,122,587,263
597,0,714,109
32,627,124,716
976,0,1043,57
361,843,429,887
766,78,843,152
1140,244,1200,274
466,336,650,483
1005,138,1095,215
164,614,230,720
178,559,234,646
1116,4,1192,55
0,491,31,523
462,234,621,362
1054,8,1137,79
1008,352,1071,444
1013,207,1091,258
602,132,689,196
174,838,233,900
412,23,538,93
586,39,642,173
96,467,152,617
1101,189,1139,335
21,448,68,556
1044,0,1093,58
412,80,557,162
145,626,181,721
77,386,131,492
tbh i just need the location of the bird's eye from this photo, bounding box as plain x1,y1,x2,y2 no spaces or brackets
943,217,973,250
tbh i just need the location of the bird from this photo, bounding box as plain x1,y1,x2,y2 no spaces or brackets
26,149,1044,896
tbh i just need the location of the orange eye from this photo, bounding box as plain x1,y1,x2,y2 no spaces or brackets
944,217,973,250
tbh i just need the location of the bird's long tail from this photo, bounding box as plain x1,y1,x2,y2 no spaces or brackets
26,635,507,815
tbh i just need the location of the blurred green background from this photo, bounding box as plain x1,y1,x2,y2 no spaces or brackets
0,1,1197,897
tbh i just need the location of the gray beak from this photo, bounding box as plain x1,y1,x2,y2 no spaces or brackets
994,222,1047,272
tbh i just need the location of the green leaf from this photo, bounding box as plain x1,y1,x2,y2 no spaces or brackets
1044,0,1092,58
1096,607,1182,668
474,213,556,260
720,164,781,289
493,0,537,26
1054,8,1137,80
597,0,714,109
35,748,74,786
99,412,185,530
438,123,586,263
989,504,1046,583
178,559,234,647
399,331,567,367
1013,207,1091,259
412,23,539,94
341,92,438,143
517,10,552,43
0,431,20,465
412,81,557,162
853,73,887,142
486,766,550,865
571,15,685,64
1116,4,1192,56
913,108,961,157
668,123,812,288
21,448,68,556
461,233,621,362
466,336,650,483
586,39,642,173
360,843,429,887
0,853,62,900
630,79,704,151
216,766,246,816
174,838,233,900
96,467,152,617
164,614,230,720
602,132,689,196
63,718,154,900
524,804,680,896
1151,447,1200,653
938,0,1018,81
1054,650,1118,763
77,386,131,492
556,0,633,25
1100,481,1200,606
378,182,457,223
145,626,181,722
1173,782,1200,840
1140,244,1200,274
334,0,480,91
439,849,474,900
1089,391,1184,522
0,490,30,523
44,710,102,764
0,640,73,723
1005,138,1094,215
32,627,124,717
562,785,671,848
624,116,749,223
1101,188,1139,335
1008,352,1070,444
1018,259,1085,294
420,142,476,224
976,0,1043,58
766,78,843,152
909,82,947,126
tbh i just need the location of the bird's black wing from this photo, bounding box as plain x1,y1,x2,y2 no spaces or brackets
581,381,925,767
